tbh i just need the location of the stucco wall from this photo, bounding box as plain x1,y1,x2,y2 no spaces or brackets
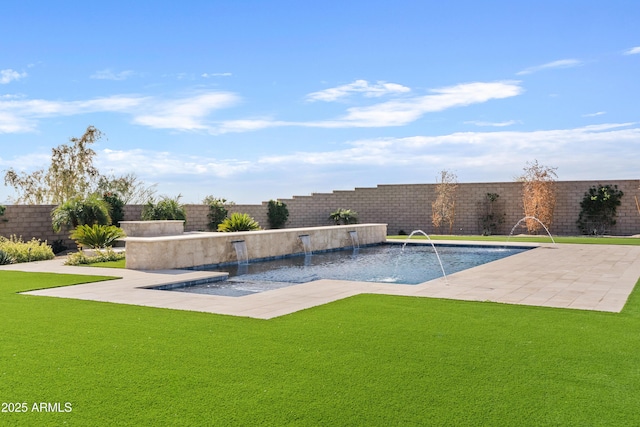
1,179,639,241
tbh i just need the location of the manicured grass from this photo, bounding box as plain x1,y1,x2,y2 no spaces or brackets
1,270,640,425
389,234,640,245
84,258,126,268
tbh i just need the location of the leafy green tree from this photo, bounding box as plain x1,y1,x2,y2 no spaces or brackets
4,126,103,204
267,200,289,229
217,213,261,232
51,194,111,232
577,184,624,235
203,196,231,231
102,192,125,225
141,195,186,221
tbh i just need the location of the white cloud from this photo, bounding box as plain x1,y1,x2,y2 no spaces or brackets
306,79,411,102
90,69,135,81
132,92,239,130
0,69,27,84
583,111,606,117
623,46,640,55
516,59,583,75
0,92,239,133
201,72,232,78
304,81,523,127
259,123,640,168
464,120,519,127
100,148,253,178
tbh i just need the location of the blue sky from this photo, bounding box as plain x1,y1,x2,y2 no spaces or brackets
1,1,639,204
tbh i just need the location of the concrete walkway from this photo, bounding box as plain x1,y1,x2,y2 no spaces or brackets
3,241,640,319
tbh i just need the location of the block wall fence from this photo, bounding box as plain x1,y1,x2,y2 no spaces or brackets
1,180,639,246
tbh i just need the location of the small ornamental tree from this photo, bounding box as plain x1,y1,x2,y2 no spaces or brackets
576,184,624,235
203,196,231,231
478,193,505,236
102,192,125,226
267,200,289,229
516,160,557,234
432,170,458,234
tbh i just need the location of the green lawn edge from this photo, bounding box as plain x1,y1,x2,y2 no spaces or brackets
1,268,640,425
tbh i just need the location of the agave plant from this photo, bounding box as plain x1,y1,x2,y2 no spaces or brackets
0,249,14,265
217,213,261,232
70,224,126,249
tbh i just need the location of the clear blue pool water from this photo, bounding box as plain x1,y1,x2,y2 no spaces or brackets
161,244,530,297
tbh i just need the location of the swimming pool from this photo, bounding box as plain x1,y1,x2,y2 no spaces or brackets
156,243,530,297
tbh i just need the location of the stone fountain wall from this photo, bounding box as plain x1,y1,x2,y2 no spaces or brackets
124,223,387,270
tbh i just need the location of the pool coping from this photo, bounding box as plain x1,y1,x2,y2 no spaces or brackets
5,239,640,319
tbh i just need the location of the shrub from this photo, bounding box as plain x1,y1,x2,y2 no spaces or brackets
203,196,229,231
328,208,359,225
267,200,289,229
0,205,5,216
0,249,14,265
0,235,55,263
217,213,261,232
70,224,126,249
478,193,505,236
51,194,111,232
142,195,186,221
65,247,125,266
516,160,557,234
577,184,624,235
103,192,125,225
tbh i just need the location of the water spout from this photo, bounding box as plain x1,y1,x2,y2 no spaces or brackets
231,240,249,265
348,230,360,249
299,234,312,256
401,230,447,283
507,216,556,245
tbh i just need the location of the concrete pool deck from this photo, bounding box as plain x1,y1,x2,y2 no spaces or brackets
3,240,640,319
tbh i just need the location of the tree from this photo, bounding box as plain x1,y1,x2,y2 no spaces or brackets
576,184,624,235
51,194,112,232
516,160,557,234
203,196,231,231
96,173,157,205
432,170,458,233
4,126,103,204
267,200,289,229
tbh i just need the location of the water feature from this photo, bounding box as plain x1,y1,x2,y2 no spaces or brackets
348,230,360,249
401,230,447,283
507,216,556,244
231,240,249,265
299,234,312,256
158,244,529,297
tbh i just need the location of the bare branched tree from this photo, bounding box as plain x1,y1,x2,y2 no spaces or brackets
432,170,458,234
96,173,157,205
516,160,558,234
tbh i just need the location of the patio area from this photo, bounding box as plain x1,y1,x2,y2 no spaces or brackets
4,240,640,319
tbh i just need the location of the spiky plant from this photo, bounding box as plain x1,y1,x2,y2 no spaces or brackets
0,249,14,265
217,213,261,232
70,224,126,249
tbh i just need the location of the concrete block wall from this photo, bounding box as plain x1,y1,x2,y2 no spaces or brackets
1,180,639,242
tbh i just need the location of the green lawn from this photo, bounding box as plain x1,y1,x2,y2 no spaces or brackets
1,269,640,425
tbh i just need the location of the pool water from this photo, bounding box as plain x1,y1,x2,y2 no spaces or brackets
164,244,530,297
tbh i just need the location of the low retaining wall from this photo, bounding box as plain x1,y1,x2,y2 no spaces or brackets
120,220,185,237
124,224,388,270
